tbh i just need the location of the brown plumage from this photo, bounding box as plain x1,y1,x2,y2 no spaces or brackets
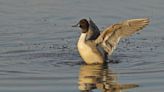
95,18,150,55
73,18,150,64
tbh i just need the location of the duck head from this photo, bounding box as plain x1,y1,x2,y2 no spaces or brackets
72,19,89,33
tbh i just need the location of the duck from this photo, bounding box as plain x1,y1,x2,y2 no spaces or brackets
73,18,149,64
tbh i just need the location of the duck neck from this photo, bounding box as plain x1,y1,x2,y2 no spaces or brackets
78,33,87,43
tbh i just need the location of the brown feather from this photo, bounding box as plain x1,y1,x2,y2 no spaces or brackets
95,18,150,55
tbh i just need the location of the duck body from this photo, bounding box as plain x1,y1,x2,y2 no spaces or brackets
77,33,105,64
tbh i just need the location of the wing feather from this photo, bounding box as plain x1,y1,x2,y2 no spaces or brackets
86,18,100,40
95,18,150,55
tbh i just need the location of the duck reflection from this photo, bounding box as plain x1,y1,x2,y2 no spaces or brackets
78,64,138,92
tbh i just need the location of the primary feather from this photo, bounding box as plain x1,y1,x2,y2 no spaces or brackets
95,18,150,55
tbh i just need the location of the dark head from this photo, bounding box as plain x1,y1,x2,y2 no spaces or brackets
72,19,89,33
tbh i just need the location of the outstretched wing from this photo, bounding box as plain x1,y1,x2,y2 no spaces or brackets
86,18,100,40
95,18,150,55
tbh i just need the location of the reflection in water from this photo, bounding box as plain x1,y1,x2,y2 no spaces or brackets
78,64,138,92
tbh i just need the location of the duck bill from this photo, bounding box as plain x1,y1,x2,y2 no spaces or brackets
72,23,79,27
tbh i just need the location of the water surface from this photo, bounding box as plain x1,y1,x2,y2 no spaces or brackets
0,0,164,92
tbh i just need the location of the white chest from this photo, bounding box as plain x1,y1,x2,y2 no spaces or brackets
77,34,91,53
77,33,104,64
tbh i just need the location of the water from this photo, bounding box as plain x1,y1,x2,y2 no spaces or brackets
0,0,164,92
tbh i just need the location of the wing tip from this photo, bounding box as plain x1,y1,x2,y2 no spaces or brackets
140,17,150,29
142,17,150,25
130,17,150,27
